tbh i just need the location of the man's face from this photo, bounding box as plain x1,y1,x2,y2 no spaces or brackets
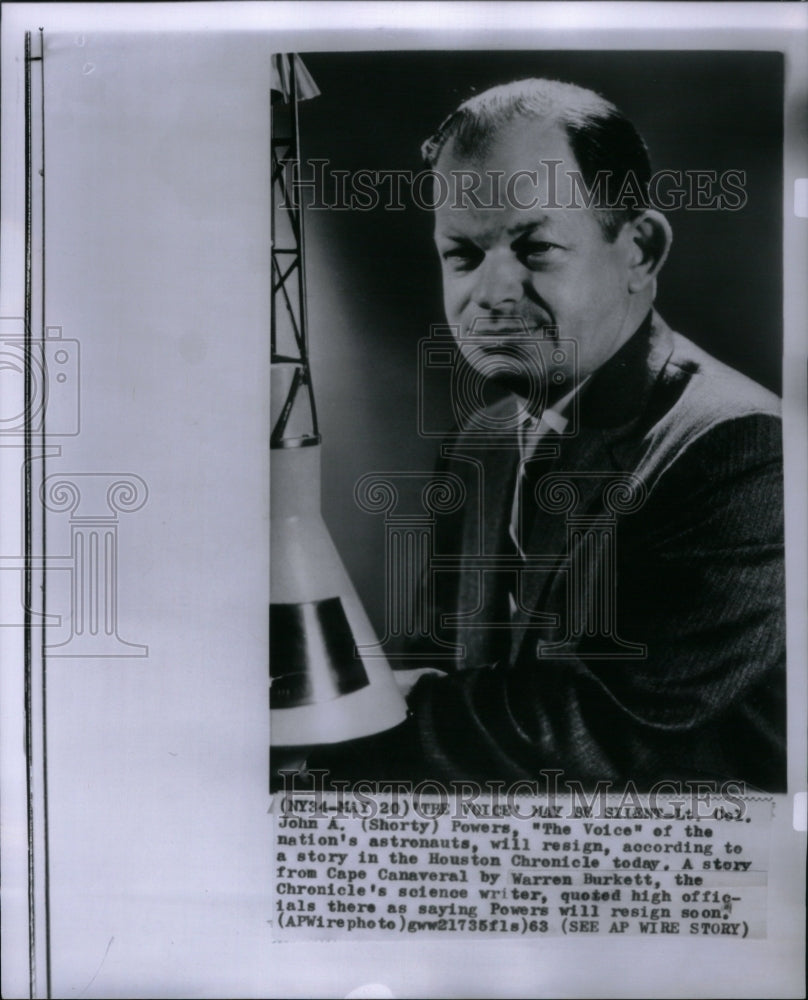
433,121,640,399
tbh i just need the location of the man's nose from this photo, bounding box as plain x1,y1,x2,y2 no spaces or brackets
470,251,525,310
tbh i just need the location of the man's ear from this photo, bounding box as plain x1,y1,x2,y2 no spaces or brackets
624,210,673,292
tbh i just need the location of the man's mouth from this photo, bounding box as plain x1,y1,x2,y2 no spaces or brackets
464,325,554,341
473,328,533,336
466,316,552,338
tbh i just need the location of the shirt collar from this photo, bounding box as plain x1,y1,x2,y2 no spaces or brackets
515,376,589,457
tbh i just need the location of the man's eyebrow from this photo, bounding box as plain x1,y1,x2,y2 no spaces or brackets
507,217,553,236
435,217,555,244
436,233,477,243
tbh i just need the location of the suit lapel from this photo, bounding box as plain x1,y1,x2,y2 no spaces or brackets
509,312,676,663
509,428,615,660
445,416,521,668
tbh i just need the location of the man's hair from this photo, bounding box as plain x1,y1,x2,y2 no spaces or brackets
421,78,652,241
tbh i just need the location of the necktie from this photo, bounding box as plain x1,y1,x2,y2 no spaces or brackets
509,421,558,552
507,424,558,618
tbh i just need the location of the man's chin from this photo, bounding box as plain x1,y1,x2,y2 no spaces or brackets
487,369,537,398
460,355,538,400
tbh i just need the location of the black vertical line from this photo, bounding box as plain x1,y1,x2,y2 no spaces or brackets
40,28,46,345
38,26,52,998
269,105,276,360
289,61,319,440
23,30,36,1000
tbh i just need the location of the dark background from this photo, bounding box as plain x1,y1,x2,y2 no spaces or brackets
297,50,784,635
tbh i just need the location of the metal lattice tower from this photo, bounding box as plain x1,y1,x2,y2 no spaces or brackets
270,54,320,448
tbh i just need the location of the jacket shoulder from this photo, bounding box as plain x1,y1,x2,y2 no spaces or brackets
613,324,781,484
664,330,780,424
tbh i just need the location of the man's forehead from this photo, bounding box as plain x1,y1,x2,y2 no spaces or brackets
434,119,576,174
434,209,557,240
430,120,585,231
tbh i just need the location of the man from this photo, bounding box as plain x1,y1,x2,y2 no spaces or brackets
318,78,786,791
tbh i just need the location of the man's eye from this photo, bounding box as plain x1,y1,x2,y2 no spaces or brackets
520,242,559,264
442,248,483,271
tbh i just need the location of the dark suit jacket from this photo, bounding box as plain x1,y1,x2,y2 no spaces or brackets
319,313,786,791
